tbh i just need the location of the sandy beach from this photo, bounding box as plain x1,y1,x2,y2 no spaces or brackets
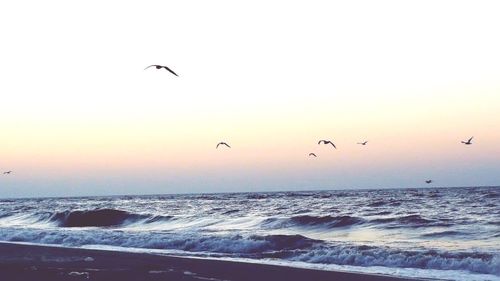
0,242,422,281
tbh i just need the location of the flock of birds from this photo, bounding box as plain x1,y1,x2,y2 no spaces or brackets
217,136,475,185
2,64,477,185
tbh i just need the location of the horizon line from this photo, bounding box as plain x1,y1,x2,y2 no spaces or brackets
2,185,498,200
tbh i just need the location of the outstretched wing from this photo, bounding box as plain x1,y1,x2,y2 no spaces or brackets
329,142,336,149
144,65,156,70
318,140,324,145
468,136,474,142
217,142,230,148
163,66,179,76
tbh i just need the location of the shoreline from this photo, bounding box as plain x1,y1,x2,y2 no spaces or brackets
0,242,424,281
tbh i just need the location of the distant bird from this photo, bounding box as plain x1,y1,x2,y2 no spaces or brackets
309,153,317,157
357,141,368,145
318,140,336,149
216,142,231,149
144,65,178,76
3,171,12,175
461,136,473,145
425,180,432,184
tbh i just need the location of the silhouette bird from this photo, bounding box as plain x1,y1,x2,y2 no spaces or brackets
357,141,368,145
425,180,432,184
309,153,317,157
216,142,231,149
318,140,336,149
144,65,178,76
461,137,473,145
3,171,12,175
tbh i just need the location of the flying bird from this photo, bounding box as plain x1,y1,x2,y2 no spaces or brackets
425,180,432,184
461,137,473,145
216,142,231,149
309,153,317,157
357,141,368,145
3,171,12,175
144,65,178,76
318,140,336,149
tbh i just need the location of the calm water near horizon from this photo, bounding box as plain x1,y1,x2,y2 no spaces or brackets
0,186,498,280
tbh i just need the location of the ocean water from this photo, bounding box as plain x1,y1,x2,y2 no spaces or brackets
0,186,498,280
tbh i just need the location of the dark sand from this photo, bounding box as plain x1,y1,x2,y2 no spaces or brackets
0,242,424,281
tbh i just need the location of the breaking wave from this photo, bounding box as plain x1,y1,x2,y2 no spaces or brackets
262,215,364,229
288,245,500,276
42,209,173,228
0,228,498,275
369,214,453,228
50,209,144,227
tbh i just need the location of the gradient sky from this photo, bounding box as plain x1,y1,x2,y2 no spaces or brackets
1,0,499,197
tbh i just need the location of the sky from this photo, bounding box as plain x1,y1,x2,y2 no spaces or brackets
0,0,499,197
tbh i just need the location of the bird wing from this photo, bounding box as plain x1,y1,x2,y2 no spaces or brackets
329,142,336,148
224,143,231,148
318,140,324,144
163,66,179,76
468,136,474,142
216,143,221,148
144,65,156,70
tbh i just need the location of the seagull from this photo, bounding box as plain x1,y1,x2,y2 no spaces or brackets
216,142,231,149
357,141,368,145
144,65,178,76
3,171,12,175
309,153,317,157
318,140,336,149
425,180,432,184
461,137,473,145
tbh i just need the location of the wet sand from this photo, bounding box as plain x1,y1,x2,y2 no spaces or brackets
0,242,424,281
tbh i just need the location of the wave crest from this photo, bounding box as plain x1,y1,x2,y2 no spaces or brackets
370,215,452,228
263,215,363,229
49,209,171,227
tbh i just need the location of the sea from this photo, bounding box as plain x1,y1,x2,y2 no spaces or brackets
0,186,498,281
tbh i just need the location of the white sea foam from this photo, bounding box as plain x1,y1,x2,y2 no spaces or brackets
0,226,498,277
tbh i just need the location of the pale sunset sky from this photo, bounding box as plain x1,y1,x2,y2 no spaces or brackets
0,0,499,197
